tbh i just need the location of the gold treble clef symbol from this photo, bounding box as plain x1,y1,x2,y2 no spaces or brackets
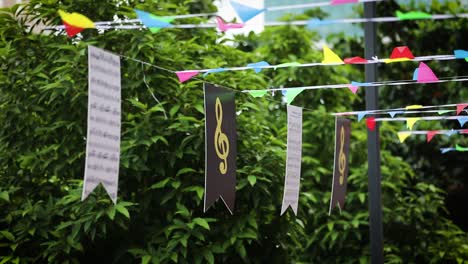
338,126,346,185
214,97,229,174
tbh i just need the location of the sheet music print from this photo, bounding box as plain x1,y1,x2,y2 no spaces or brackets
82,46,121,203
281,105,303,215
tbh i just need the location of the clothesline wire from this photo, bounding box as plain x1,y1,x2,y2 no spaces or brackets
46,12,468,31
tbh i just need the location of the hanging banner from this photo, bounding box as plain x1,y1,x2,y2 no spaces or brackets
281,105,303,215
203,83,237,214
82,46,121,204
329,117,351,214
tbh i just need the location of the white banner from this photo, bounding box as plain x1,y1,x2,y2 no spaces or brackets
280,105,303,215
82,46,121,204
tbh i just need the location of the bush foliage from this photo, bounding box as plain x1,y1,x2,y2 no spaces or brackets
0,0,466,263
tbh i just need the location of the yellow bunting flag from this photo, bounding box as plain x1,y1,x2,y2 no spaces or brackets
322,45,344,64
406,117,421,130
383,58,411,63
58,10,95,28
397,131,412,143
405,105,423,110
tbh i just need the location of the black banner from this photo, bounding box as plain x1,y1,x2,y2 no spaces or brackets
329,117,351,214
203,83,237,214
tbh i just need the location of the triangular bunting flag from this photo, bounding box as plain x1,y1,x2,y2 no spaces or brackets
396,11,433,20
388,111,404,118
307,18,333,28
344,56,368,64
347,85,359,94
357,111,368,122
444,129,458,137
247,90,268,98
322,45,344,64
390,46,415,59
397,131,412,143
384,58,411,63
58,10,95,37
456,103,468,115
215,16,244,32
134,9,172,29
149,17,175,32
454,50,468,59
63,21,84,37
58,10,95,28
426,130,439,142
366,117,376,131
457,116,468,127
203,68,227,76
247,61,270,73
437,110,452,115
176,71,200,83
406,105,423,110
285,88,305,104
412,68,419,80
398,131,411,143
417,62,438,83
440,148,453,154
384,46,415,63
230,0,266,22
406,117,421,130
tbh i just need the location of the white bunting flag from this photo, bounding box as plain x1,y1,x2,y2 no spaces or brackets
82,46,121,203
280,105,303,215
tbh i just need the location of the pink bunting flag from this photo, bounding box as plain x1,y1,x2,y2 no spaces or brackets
215,16,244,32
347,85,359,94
331,0,358,5
366,117,376,131
456,103,468,115
176,71,200,83
416,62,438,83
426,130,439,142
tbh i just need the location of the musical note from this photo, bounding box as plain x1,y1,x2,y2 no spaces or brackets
214,97,229,174
338,126,346,185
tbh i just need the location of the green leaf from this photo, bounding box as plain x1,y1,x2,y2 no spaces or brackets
0,191,9,202
0,231,15,242
203,250,214,264
128,98,147,110
115,204,130,219
193,218,210,230
149,178,170,189
142,255,151,264
106,206,116,220
247,175,256,186
176,168,196,176
358,193,365,203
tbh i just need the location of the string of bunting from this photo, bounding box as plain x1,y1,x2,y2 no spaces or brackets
175,46,468,83
397,129,468,143
48,4,468,37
